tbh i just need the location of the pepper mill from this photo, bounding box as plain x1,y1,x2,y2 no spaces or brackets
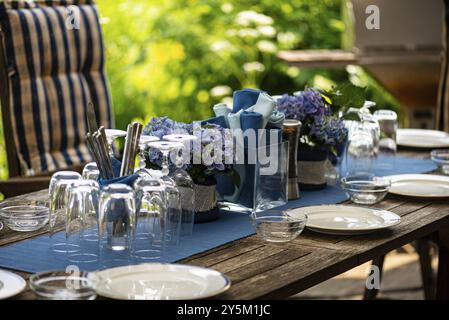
283,119,302,200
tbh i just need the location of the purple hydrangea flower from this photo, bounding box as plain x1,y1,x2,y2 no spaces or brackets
277,90,346,148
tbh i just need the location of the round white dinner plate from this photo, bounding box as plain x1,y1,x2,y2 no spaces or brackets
0,269,26,300
89,263,231,300
397,129,449,148
388,174,449,198
287,205,401,235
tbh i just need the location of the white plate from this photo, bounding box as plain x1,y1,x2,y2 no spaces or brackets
0,270,26,299
397,129,449,148
89,263,231,300
287,205,401,235
388,174,449,198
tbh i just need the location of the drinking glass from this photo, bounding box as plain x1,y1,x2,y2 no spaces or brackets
163,134,197,236
135,135,160,175
374,109,398,156
105,129,127,157
344,124,376,179
147,141,184,176
49,171,82,253
133,176,167,262
148,141,184,245
82,162,100,180
159,177,182,246
98,184,136,268
253,141,289,212
65,180,100,264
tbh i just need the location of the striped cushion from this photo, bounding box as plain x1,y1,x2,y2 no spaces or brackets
0,0,114,176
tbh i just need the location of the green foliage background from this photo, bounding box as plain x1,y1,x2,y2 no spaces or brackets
0,0,400,180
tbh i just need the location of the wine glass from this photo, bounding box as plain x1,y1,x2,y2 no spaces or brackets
147,141,184,176
163,134,197,236
135,135,160,175
105,129,127,157
148,141,184,246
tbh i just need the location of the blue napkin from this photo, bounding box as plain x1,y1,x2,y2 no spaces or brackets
232,88,261,113
240,110,263,146
98,158,139,188
98,174,139,188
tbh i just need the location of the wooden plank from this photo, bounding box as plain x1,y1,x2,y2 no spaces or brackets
217,248,357,300
337,203,449,264
277,49,358,69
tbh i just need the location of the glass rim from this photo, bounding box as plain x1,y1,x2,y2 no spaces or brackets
250,212,307,223
29,270,95,293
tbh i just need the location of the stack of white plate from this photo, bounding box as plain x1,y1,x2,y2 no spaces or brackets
397,129,449,148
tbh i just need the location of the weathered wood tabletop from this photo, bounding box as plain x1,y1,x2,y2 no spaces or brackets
1,150,449,300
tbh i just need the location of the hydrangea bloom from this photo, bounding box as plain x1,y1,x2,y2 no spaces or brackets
277,90,347,148
143,117,231,183
143,116,190,168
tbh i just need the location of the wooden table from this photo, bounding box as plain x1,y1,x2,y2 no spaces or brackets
1,150,449,300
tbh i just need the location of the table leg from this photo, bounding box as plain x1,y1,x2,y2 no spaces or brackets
437,226,449,300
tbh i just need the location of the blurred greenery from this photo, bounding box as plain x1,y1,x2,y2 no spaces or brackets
0,0,400,181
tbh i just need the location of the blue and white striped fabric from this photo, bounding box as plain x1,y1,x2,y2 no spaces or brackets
0,0,114,176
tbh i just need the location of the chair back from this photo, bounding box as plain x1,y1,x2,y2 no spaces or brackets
0,0,114,177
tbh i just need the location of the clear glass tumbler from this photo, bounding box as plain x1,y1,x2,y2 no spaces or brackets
49,171,82,253
133,176,167,262
82,162,100,181
65,180,100,264
344,121,377,179
253,141,289,212
98,184,136,268
374,109,398,172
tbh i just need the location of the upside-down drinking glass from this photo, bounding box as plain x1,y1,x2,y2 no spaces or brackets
98,184,136,268
49,171,82,253
82,162,100,181
65,180,100,264
133,176,167,262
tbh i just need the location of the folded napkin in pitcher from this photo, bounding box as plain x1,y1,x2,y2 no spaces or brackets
202,88,285,146
202,88,286,210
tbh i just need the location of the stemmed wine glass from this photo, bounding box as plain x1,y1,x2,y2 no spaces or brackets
105,129,127,157
135,135,160,175
163,134,197,236
147,141,184,176
147,141,184,246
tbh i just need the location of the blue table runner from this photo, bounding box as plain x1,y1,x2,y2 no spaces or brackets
0,156,437,273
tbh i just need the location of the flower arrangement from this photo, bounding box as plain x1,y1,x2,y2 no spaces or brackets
143,117,235,186
277,89,347,155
